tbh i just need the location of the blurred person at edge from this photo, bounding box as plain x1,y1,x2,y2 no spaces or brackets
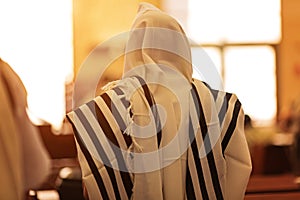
67,2,252,200
0,58,50,200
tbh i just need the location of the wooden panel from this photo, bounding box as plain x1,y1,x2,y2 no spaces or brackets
246,174,300,194
38,125,77,159
245,192,300,200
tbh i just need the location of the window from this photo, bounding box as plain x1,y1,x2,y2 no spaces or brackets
191,46,223,90
0,0,73,129
187,0,281,44
224,46,277,124
163,0,281,125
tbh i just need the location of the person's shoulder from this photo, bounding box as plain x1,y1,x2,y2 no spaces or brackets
192,79,222,98
192,79,242,109
192,79,211,91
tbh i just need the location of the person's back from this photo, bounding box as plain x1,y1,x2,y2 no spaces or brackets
67,3,251,199
0,58,50,199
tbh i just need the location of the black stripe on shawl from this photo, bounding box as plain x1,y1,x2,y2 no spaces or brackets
113,87,123,95
74,108,122,200
191,84,224,200
134,76,162,147
186,165,197,200
210,89,219,102
66,115,110,200
202,81,218,101
86,100,133,198
218,93,232,126
203,84,231,125
186,115,209,200
98,94,133,197
101,92,132,147
201,82,231,126
221,99,241,154
113,87,130,108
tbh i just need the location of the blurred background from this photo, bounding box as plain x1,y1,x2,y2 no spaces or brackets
0,0,300,199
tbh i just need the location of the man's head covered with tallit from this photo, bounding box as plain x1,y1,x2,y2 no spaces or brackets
123,2,193,87
120,2,196,161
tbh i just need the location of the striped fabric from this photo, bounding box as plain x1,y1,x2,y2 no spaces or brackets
67,77,162,200
186,82,224,200
67,77,251,200
185,79,248,200
69,93,133,200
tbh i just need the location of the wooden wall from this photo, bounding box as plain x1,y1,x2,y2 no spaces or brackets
278,0,300,115
73,0,161,75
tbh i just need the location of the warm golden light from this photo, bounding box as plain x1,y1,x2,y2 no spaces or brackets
224,46,277,125
187,0,281,44
0,0,73,129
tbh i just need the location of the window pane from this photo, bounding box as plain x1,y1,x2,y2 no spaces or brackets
224,0,281,43
192,47,223,90
187,0,281,44
224,46,276,125
187,0,224,43
0,0,73,129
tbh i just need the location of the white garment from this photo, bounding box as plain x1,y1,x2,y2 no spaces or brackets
68,3,251,200
0,58,50,200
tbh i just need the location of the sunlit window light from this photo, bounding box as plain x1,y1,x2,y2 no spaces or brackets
224,46,277,125
187,0,281,44
192,47,223,90
187,0,224,44
223,0,281,43
0,0,73,130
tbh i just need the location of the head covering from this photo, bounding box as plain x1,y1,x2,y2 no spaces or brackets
123,2,193,85
118,2,198,172
119,3,196,160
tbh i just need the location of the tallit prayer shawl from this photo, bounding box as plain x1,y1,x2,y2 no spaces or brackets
67,78,251,200
67,3,251,199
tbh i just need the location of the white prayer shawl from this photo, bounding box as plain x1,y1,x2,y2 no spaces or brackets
67,3,251,200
